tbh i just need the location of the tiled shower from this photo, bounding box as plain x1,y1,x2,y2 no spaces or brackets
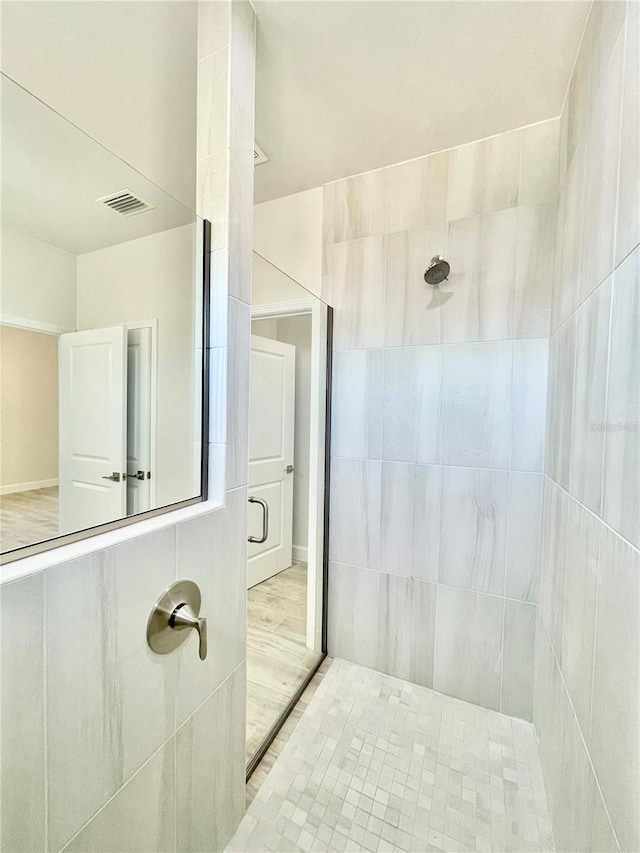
325,2,639,849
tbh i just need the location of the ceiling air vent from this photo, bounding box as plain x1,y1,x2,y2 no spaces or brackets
96,189,155,217
254,143,269,166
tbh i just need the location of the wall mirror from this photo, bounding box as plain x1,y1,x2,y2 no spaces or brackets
0,74,208,564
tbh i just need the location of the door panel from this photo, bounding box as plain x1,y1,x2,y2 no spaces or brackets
126,327,152,515
248,334,295,588
58,326,127,534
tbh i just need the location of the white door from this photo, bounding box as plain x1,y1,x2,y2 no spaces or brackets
126,327,152,515
248,334,295,588
58,326,127,534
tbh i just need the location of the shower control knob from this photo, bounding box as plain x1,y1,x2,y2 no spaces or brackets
147,580,208,661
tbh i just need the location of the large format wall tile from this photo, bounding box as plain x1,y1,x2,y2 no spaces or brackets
377,574,436,688
380,462,440,582
519,120,560,207
552,139,586,330
384,225,445,347
176,665,245,853
439,466,508,596
434,585,503,711
329,458,381,569
546,316,576,490
175,488,246,724
505,472,543,603
603,247,640,549
511,338,548,472
569,278,611,514
385,152,448,234
590,524,640,852
327,562,380,670
0,574,45,853
381,346,443,464
514,202,556,339
333,170,387,243
539,480,566,662
444,208,517,343
502,600,535,721
46,530,177,852
325,237,386,350
331,349,383,458
616,0,640,266
63,738,176,853
441,341,512,469
446,128,520,221
226,297,250,489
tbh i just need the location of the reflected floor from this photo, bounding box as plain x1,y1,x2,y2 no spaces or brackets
0,486,58,552
247,561,320,761
233,659,555,853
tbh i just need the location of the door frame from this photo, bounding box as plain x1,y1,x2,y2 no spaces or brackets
251,298,329,656
123,319,158,508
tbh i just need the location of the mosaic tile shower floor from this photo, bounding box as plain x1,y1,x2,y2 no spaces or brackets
229,659,555,853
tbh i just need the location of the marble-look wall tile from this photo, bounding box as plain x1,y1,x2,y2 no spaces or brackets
331,349,383,458
560,497,598,740
327,562,380,670
325,237,385,350
329,458,381,569
175,488,246,724
380,462,440,582
197,46,229,158
519,119,560,207
226,297,250,489
515,202,556,339
333,170,387,243
444,208,517,343
63,738,176,853
580,25,624,304
176,665,245,853
384,225,445,347
229,0,256,119
616,0,640,266
511,338,548,472
570,277,611,514
381,346,443,464
590,524,640,852
0,574,45,853
539,480,566,662
197,150,229,249
46,530,177,853
439,466,508,596
434,585,504,711
322,181,335,276
385,151,448,234
378,575,436,688
502,600,535,721
228,96,254,304
552,139,586,330
603,247,640,549
209,347,228,444
210,249,230,348
441,340,512,469
446,129,520,221
546,316,577,490
505,472,543,603
198,1,230,61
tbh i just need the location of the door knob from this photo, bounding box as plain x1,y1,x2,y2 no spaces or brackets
147,580,207,660
102,472,122,482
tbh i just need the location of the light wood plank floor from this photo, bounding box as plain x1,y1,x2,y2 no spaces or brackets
247,561,321,761
0,486,59,552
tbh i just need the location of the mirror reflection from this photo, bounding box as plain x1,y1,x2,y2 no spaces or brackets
247,252,329,766
0,74,203,557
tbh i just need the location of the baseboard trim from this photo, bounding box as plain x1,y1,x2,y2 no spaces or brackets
0,478,58,496
292,544,308,563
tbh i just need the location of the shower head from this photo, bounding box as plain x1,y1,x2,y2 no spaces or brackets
424,255,450,286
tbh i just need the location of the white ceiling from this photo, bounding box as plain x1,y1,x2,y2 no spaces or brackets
253,0,590,203
1,75,193,255
0,1,197,209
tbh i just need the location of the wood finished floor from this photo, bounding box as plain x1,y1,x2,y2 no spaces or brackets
0,486,58,552
247,561,321,761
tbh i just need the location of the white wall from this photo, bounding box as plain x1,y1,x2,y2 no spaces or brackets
76,224,196,507
252,314,312,557
253,188,323,297
0,227,77,332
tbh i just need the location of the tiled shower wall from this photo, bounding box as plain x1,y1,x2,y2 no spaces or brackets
324,118,558,721
0,3,255,852
535,2,639,851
